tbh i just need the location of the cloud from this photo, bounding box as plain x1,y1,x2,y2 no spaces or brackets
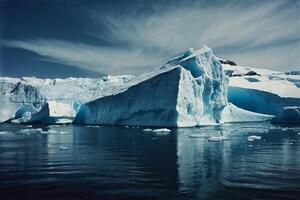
3,0,300,74
2,39,166,74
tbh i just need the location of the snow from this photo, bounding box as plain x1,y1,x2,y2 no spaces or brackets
272,106,300,124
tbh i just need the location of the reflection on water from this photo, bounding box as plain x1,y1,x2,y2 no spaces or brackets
0,123,299,200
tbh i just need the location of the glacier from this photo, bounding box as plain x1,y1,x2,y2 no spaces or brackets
0,46,299,126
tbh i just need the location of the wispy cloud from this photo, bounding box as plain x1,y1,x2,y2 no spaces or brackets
3,0,300,74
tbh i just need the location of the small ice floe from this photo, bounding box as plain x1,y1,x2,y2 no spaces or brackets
208,136,227,141
20,128,43,134
297,132,300,135
142,128,171,135
152,128,171,133
281,128,289,131
20,128,50,135
59,131,69,134
125,126,129,128
143,128,153,132
151,128,171,136
247,135,262,141
47,130,57,134
59,146,69,150
0,131,8,135
188,134,207,138
26,125,33,128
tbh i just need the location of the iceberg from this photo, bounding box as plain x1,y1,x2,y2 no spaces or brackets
74,46,270,127
74,46,229,127
223,65,300,115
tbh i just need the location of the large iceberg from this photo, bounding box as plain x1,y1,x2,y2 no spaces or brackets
223,64,300,115
74,46,270,127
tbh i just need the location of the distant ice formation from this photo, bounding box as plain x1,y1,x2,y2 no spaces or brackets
1,46,299,126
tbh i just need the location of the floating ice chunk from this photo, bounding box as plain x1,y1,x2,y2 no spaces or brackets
26,125,33,128
47,130,57,134
208,136,227,141
298,132,300,135
152,128,172,133
20,128,43,134
0,131,9,135
59,146,69,150
247,135,262,141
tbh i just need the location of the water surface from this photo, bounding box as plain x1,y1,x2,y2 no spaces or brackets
0,123,299,200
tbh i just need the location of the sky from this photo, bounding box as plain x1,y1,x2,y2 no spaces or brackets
0,0,299,78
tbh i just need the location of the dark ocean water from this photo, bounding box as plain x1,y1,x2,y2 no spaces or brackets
0,122,299,200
